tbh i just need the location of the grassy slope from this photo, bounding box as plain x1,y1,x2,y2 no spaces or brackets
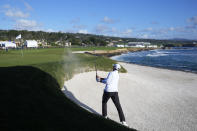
0,48,126,87
0,48,135,131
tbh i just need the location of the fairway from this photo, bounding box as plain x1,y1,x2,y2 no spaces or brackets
0,47,123,66
0,48,65,66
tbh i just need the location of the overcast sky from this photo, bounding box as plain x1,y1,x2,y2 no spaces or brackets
0,0,197,39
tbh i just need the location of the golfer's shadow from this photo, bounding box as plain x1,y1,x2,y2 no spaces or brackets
62,85,100,115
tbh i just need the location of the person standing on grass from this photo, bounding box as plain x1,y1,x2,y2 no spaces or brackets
96,64,128,127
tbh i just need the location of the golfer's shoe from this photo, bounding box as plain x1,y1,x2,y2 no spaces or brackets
121,121,129,127
104,116,108,119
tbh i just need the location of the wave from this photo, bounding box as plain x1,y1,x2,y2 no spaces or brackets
112,48,197,73
146,53,168,57
153,50,179,54
146,50,181,57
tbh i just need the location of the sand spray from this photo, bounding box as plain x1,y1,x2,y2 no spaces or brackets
62,48,93,81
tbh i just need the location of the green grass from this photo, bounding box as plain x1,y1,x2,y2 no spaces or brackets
0,48,133,131
0,48,64,66
0,48,126,87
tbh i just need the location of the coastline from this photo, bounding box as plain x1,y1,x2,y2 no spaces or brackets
114,60,197,74
83,47,156,57
110,48,197,74
63,62,197,131
73,47,197,74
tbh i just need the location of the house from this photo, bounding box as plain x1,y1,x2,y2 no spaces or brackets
54,41,71,47
126,42,158,48
0,41,16,49
55,41,62,46
65,41,71,47
107,42,114,47
37,40,48,46
24,40,38,48
127,42,151,48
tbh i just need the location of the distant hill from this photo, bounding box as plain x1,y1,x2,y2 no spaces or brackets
0,29,196,46
168,38,195,41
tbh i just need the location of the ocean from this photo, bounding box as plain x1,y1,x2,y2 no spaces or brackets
111,47,197,73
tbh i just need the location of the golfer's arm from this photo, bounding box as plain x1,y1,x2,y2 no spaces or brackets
100,72,112,84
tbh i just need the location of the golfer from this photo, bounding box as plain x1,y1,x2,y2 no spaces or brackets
96,64,128,127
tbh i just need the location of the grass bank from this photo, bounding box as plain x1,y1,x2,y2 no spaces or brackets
0,48,126,87
1,66,134,131
0,48,133,131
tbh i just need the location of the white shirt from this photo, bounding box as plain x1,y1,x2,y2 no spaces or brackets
102,70,119,92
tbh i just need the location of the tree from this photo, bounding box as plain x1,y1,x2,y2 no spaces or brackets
69,38,80,45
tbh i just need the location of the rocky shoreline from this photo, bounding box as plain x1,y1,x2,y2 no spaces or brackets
84,48,156,57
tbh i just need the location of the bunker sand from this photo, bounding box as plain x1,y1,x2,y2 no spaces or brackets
63,62,197,131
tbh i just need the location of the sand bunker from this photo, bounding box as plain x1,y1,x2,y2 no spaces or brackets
63,62,197,131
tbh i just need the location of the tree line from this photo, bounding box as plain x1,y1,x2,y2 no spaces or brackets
0,30,196,47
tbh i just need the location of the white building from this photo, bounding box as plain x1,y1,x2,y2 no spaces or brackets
147,45,158,48
24,40,38,48
65,41,71,47
0,41,16,49
115,44,125,47
127,42,151,48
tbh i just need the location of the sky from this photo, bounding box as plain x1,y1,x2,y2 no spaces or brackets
0,0,197,40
